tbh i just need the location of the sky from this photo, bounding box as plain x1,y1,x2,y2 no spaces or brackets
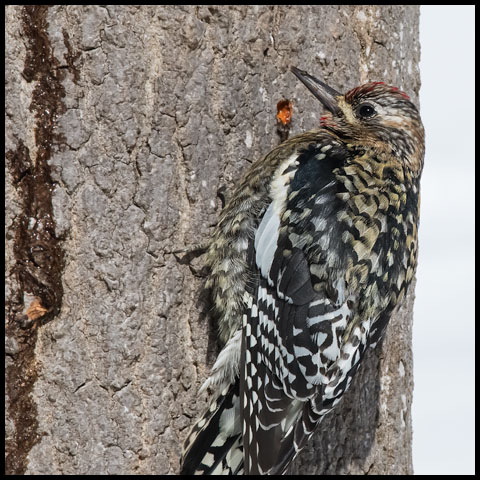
414,5,475,475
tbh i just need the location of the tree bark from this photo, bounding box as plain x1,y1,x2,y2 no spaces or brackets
5,5,420,475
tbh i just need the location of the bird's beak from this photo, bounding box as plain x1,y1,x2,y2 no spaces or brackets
291,67,342,116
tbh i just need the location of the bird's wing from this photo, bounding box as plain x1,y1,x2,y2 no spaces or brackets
240,142,369,474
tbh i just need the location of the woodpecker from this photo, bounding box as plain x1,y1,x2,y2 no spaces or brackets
180,67,424,475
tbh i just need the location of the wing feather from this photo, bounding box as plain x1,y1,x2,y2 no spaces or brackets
240,143,368,474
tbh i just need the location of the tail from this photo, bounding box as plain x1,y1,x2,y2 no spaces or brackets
180,382,244,475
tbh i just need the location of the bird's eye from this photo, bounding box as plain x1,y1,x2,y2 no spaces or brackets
357,103,376,119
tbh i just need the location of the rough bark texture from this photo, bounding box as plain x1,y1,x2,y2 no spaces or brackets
5,5,420,475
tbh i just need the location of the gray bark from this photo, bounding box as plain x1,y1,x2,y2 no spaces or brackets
5,5,420,475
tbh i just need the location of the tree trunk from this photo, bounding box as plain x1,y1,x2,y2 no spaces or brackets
5,5,420,475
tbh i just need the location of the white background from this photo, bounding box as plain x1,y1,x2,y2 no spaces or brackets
414,5,475,475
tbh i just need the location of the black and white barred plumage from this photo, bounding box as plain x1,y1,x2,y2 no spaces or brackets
180,67,424,475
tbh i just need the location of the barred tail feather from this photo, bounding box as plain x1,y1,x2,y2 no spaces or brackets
180,382,243,475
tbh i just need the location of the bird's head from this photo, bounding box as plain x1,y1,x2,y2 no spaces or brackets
291,67,425,176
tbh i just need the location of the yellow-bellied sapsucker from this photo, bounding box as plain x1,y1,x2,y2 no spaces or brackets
180,67,425,475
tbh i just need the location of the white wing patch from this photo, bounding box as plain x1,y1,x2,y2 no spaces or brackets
254,152,300,284
254,202,280,282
